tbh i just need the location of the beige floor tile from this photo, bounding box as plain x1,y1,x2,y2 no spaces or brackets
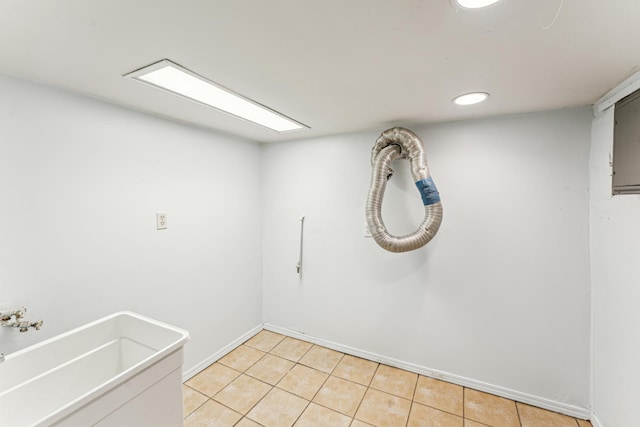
576,419,593,427
464,389,520,427
294,402,352,427
298,345,344,374
236,418,263,427
277,364,329,400
407,402,463,427
183,385,208,418
213,374,272,414
245,330,286,352
355,388,412,427
185,363,241,397
351,421,376,427
413,376,463,416
246,353,295,385
370,364,418,400
270,336,313,362
247,388,309,427
218,344,266,372
517,403,580,427
464,420,490,427
312,376,367,417
332,354,379,386
183,400,242,427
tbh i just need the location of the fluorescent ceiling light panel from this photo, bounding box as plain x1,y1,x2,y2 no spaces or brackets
453,92,490,106
125,60,305,132
455,0,500,9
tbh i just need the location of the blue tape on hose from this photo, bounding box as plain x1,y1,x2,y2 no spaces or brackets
416,177,440,206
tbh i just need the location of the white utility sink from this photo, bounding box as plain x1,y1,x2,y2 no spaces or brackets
0,311,189,426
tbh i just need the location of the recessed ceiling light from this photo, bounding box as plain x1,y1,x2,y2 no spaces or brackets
124,59,306,133
453,92,490,106
455,0,500,9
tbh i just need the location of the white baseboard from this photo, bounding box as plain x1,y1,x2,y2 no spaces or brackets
263,323,591,421
590,413,604,427
182,323,263,382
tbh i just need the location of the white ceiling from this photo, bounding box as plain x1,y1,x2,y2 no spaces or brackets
1,0,639,143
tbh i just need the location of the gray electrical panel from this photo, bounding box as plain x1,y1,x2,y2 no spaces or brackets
613,90,640,194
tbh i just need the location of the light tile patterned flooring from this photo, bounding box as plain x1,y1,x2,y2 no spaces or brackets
183,330,592,427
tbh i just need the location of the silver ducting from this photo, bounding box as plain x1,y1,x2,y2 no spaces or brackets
366,127,443,252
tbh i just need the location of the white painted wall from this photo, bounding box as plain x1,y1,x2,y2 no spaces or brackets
590,107,640,427
0,73,263,371
262,109,592,409
0,71,596,415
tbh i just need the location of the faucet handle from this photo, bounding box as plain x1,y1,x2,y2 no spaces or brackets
15,307,27,320
0,306,27,322
32,320,43,331
14,319,43,332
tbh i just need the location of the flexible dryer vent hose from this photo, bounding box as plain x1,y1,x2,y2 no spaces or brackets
366,127,443,252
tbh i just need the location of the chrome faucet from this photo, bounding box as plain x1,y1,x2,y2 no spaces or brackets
0,306,26,322
0,306,43,332
3,319,43,332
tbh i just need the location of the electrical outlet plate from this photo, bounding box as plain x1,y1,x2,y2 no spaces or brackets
157,212,167,230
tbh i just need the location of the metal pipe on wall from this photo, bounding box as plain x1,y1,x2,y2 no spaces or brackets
365,127,443,252
296,215,305,274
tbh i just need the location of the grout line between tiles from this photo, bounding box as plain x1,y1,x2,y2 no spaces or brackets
182,393,209,420
354,362,380,422
515,398,523,427
290,394,313,427
351,384,369,423
297,338,315,361
307,367,332,402
404,373,420,427
410,373,419,402
462,387,465,420
329,350,346,376
405,401,414,427
232,414,266,427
